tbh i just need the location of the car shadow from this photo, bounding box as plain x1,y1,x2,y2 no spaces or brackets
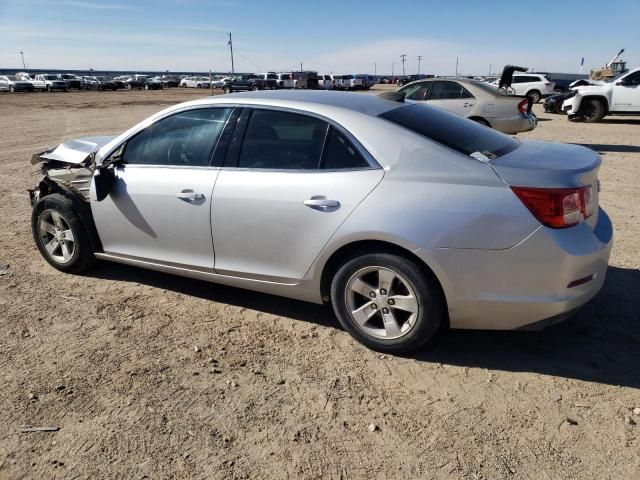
90,263,639,388
575,143,640,154
409,266,640,389
598,118,640,126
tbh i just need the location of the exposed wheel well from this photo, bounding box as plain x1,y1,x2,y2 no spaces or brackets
468,116,491,128
319,239,449,325
580,95,609,113
35,178,103,254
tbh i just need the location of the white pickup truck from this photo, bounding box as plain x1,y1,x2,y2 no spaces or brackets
563,67,640,122
30,74,68,92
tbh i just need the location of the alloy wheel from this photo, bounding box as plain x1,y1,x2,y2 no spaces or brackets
37,209,76,264
345,266,419,340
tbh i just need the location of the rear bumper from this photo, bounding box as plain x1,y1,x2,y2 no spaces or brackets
488,113,537,134
418,208,613,330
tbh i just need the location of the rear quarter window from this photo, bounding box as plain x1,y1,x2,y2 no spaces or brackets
379,104,519,159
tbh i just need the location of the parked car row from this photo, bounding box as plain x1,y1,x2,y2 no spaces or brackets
0,72,188,93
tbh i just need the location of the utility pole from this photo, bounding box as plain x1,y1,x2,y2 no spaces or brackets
228,33,235,74
392,62,395,77
417,55,422,74
300,62,303,72
374,62,377,77
455,56,459,76
19,51,25,69
400,54,406,76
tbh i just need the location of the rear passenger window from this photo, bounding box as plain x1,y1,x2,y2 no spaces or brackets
320,127,370,170
238,110,328,169
429,81,468,100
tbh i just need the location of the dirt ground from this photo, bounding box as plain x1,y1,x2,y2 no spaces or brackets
0,87,639,480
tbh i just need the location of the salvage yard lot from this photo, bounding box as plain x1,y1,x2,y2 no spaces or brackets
0,88,639,479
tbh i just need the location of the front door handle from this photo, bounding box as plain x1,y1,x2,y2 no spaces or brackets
304,197,340,211
176,190,205,202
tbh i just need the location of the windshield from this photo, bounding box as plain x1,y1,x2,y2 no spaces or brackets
607,73,626,83
379,104,519,159
267,74,277,79
44,75,59,80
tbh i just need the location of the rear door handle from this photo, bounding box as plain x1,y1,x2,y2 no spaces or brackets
304,197,340,211
176,191,205,202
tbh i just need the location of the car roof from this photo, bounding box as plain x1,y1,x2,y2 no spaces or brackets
197,90,401,117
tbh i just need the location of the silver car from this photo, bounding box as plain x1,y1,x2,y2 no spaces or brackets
397,78,537,134
28,91,612,353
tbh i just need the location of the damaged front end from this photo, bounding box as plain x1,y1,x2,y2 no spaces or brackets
28,136,115,207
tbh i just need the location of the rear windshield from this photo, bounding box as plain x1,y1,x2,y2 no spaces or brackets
379,104,519,159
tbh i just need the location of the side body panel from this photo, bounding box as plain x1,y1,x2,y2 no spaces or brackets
91,166,219,270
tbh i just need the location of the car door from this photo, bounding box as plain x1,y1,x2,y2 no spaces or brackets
611,71,640,112
90,107,234,270
424,80,475,117
211,108,384,282
0,77,8,90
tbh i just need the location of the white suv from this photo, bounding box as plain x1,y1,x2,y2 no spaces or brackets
508,74,555,102
563,67,640,122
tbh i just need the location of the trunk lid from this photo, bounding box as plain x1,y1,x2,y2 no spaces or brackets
490,140,601,228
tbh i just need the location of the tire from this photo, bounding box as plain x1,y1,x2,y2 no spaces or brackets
555,102,565,114
579,98,606,123
527,90,541,103
127,84,132,90
9,85,14,93
46,85,52,92
330,253,445,353
251,85,259,91
144,84,149,90
223,85,231,94
31,193,96,274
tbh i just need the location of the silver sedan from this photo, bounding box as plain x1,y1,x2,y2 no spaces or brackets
397,78,537,134
28,91,612,353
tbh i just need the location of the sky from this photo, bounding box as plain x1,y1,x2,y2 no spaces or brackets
0,0,638,75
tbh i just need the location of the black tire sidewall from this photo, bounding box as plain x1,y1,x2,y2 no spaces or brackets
330,253,443,353
31,193,95,273
528,90,541,103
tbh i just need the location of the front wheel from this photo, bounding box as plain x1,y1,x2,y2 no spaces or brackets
31,194,96,273
223,85,231,94
579,98,606,123
330,253,445,353
9,85,14,93
251,85,259,91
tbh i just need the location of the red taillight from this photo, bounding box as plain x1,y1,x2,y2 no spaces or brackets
517,98,529,114
511,186,594,228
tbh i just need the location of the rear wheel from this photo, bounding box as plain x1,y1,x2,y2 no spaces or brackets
46,85,52,92
251,85,260,91
223,85,231,94
331,253,445,353
527,90,541,103
31,194,96,273
579,98,606,123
